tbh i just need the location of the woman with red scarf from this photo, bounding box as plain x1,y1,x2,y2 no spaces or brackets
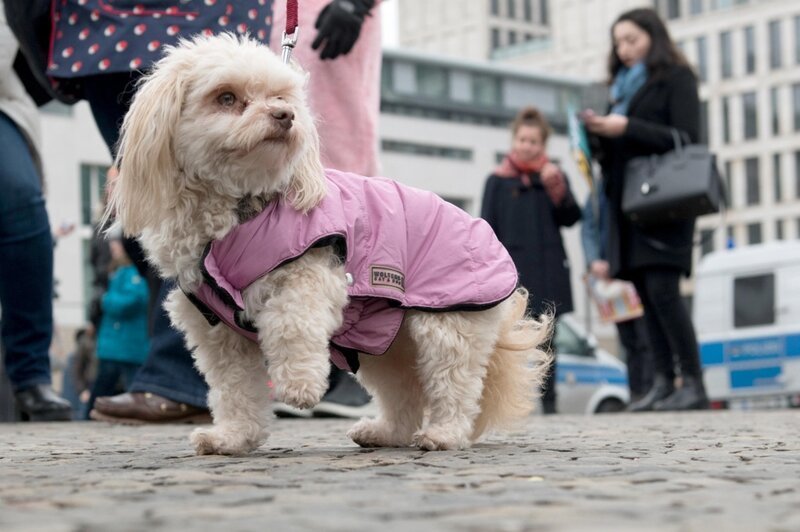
481,107,582,415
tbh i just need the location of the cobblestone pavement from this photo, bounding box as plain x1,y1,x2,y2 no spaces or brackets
1,411,798,532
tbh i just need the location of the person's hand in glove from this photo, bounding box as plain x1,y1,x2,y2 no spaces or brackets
312,0,376,60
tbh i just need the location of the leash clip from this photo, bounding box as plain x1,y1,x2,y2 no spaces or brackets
281,28,299,64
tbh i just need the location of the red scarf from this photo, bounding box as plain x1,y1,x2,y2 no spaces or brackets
493,153,550,188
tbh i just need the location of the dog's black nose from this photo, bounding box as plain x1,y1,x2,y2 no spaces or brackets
270,108,294,130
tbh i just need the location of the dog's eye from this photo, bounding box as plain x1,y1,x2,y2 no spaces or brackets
217,92,237,107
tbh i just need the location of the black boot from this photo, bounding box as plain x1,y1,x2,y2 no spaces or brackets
653,375,709,411
14,384,72,421
626,374,674,412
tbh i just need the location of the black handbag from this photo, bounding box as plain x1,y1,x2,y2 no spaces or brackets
622,130,724,224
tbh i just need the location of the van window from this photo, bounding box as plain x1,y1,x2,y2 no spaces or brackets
733,273,775,327
553,321,590,357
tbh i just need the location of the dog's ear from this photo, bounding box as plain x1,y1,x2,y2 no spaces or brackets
110,53,188,236
286,108,327,212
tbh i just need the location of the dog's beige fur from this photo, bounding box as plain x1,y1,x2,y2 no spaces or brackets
107,34,552,455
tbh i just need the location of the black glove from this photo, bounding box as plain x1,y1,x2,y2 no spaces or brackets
312,0,376,60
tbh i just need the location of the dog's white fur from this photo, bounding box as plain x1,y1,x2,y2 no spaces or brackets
107,34,552,455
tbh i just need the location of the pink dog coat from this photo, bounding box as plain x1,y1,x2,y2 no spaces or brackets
188,169,518,372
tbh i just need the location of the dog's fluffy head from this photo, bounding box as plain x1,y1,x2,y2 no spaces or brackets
111,33,325,235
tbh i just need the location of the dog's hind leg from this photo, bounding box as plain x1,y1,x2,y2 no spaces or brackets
347,326,424,448
165,289,271,456
406,306,505,450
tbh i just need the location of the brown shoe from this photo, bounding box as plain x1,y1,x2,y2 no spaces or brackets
90,392,212,424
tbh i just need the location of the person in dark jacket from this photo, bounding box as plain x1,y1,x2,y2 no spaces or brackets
583,7,709,411
481,107,582,414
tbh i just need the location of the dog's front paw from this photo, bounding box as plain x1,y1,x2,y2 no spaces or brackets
412,426,469,451
190,426,267,456
274,378,327,410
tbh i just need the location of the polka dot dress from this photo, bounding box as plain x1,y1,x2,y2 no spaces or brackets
49,0,273,78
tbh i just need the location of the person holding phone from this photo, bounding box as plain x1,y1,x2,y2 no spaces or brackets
582,8,708,412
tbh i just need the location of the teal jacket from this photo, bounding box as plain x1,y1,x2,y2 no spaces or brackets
96,264,150,364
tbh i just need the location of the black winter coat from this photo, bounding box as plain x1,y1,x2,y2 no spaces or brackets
481,172,582,317
594,65,700,279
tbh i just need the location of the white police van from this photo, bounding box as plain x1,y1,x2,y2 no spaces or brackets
694,241,800,409
553,315,630,414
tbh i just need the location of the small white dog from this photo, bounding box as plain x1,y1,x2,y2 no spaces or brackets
108,34,551,456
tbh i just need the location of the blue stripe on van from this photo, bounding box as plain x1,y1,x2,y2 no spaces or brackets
556,363,628,386
730,366,783,389
700,333,800,367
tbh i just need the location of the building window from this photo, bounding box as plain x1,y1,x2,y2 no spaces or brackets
726,225,735,247
746,222,762,245
491,28,501,51
690,0,703,15
776,219,784,240
745,157,760,205
773,153,782,202
491,0,500,16
724,160,733,206
80,164,109,227
734,273,774,327
699,100,709,145
795,151,800,198
696,36,708,82
656,0,681,19
700,228,715,257
507,0,516,19
523,0,533,21
720,31,733,79
793,83,800,131
508,31,517,46
416,64,448,99
769,19,782,70
667,0,681,19
742,91,758,140
795,15,800,64
744,26,756,74
722,96,731,143
472,74,501,106
381,140,473,161
770,87,780,135
540,0,549,25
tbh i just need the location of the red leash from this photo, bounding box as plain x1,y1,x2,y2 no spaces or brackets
282,0,299,63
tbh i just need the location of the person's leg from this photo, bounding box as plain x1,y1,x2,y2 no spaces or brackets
615,317,653,399
0,112,54,390
0,112,72,421
86,360,123,417
639,268,708,411
539,319,557,415
626,270,677,412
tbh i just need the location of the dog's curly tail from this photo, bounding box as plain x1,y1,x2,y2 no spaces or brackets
472,288,553,441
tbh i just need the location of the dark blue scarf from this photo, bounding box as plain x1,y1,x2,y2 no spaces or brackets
610,62,648,116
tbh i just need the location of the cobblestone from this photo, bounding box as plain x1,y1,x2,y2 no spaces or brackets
1,411,799,531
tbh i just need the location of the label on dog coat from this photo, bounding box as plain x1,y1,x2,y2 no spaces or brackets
370,266,405,292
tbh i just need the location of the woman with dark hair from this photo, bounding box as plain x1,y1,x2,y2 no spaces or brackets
481,107,582,414
583,8,709,411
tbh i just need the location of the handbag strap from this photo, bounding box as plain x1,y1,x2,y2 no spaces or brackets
670,128,692,154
